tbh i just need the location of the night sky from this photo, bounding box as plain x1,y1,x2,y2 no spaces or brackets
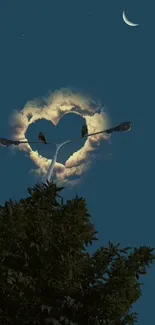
0,1,154,324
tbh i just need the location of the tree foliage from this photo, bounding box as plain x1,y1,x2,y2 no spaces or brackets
0,182,154,325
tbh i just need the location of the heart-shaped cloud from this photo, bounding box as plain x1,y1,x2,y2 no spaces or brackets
9,88,110,186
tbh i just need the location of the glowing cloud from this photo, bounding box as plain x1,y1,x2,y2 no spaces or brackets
9,88,110,184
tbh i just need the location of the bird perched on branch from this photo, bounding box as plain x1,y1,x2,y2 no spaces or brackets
38,132,47,144
81,124,88,137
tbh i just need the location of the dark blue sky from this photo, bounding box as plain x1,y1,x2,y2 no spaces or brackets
0,0,154,324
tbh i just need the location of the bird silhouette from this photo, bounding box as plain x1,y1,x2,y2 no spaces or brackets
38,132,47,144
81,124,88,137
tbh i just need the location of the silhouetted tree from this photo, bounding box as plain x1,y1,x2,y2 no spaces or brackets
0,182,154,325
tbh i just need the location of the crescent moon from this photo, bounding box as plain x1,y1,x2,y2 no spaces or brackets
122,11,139,27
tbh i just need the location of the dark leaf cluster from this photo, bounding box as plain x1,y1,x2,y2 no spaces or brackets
0,182,154,325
